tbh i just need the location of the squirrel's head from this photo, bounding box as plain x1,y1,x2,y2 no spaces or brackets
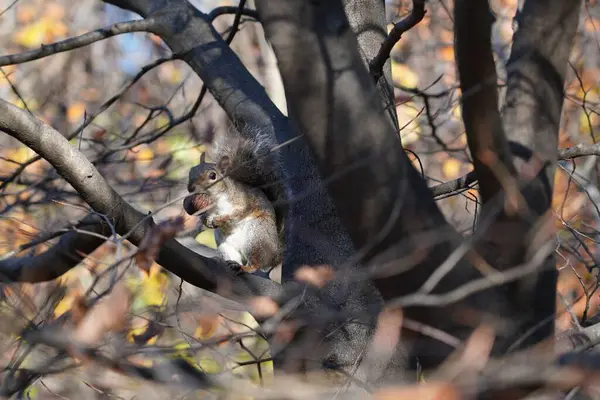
187,152,231,193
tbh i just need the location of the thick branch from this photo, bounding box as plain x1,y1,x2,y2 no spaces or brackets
454,0,514,204
0,99,281,298
502,0,583,207
254,0,461,288
0,19,158,66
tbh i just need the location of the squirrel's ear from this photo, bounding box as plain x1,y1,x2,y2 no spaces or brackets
200,152,206,164
218,155,231,173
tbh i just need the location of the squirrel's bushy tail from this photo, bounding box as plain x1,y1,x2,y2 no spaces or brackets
209,123,286,233
209,124,277,189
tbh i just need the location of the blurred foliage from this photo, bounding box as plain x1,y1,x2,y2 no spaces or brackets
0,0,598,397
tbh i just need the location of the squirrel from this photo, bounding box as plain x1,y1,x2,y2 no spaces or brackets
183,125,285,274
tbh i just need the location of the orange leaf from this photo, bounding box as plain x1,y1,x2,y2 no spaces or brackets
16,5,37,23
438,46,454,62
442,158,461,178
67,102,86,123
374,383,461,400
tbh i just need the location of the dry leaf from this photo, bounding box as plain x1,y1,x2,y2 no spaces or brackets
195,314,223,339
294,265,335,287
391,60,419,88
67,102,86,123
248,296,279,318
438,45,454,62
73,282,132,346
374,383,461,400
136,217,184,273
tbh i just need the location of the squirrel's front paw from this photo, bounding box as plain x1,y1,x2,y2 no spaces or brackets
226,260,244,275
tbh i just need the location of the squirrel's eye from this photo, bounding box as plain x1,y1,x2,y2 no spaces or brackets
209,171,217,180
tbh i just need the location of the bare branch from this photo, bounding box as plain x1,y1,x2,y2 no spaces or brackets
558,142,600,160
368,0,426,83
430,143,600,197
0,19,159,67
430,171,477,198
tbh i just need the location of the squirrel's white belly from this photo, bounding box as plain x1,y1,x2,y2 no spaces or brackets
218,217,256,265
216,193,235,215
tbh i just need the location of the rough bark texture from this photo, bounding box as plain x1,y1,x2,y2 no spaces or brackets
343,0,399,131
454,0,514,204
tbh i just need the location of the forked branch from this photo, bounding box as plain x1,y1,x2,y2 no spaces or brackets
369,0,426,82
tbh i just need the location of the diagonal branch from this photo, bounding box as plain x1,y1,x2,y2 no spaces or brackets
0,19,159,67
454,0,515,205
430,142,600,197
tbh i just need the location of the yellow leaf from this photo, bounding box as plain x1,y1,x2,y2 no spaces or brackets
127,321,159,345
134,145,154,161
154,114,170,129
442,158,461,178
169,341,200,367
13,19,52,49
141,270,168,308
54,295,75,318
67,102,86,123
197,356,223,374
391,61,419,88
128,264,169,311
195,230,217,249
6,146,33,164
579,109,599,136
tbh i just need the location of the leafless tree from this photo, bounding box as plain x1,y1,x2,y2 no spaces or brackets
1,0,600,398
